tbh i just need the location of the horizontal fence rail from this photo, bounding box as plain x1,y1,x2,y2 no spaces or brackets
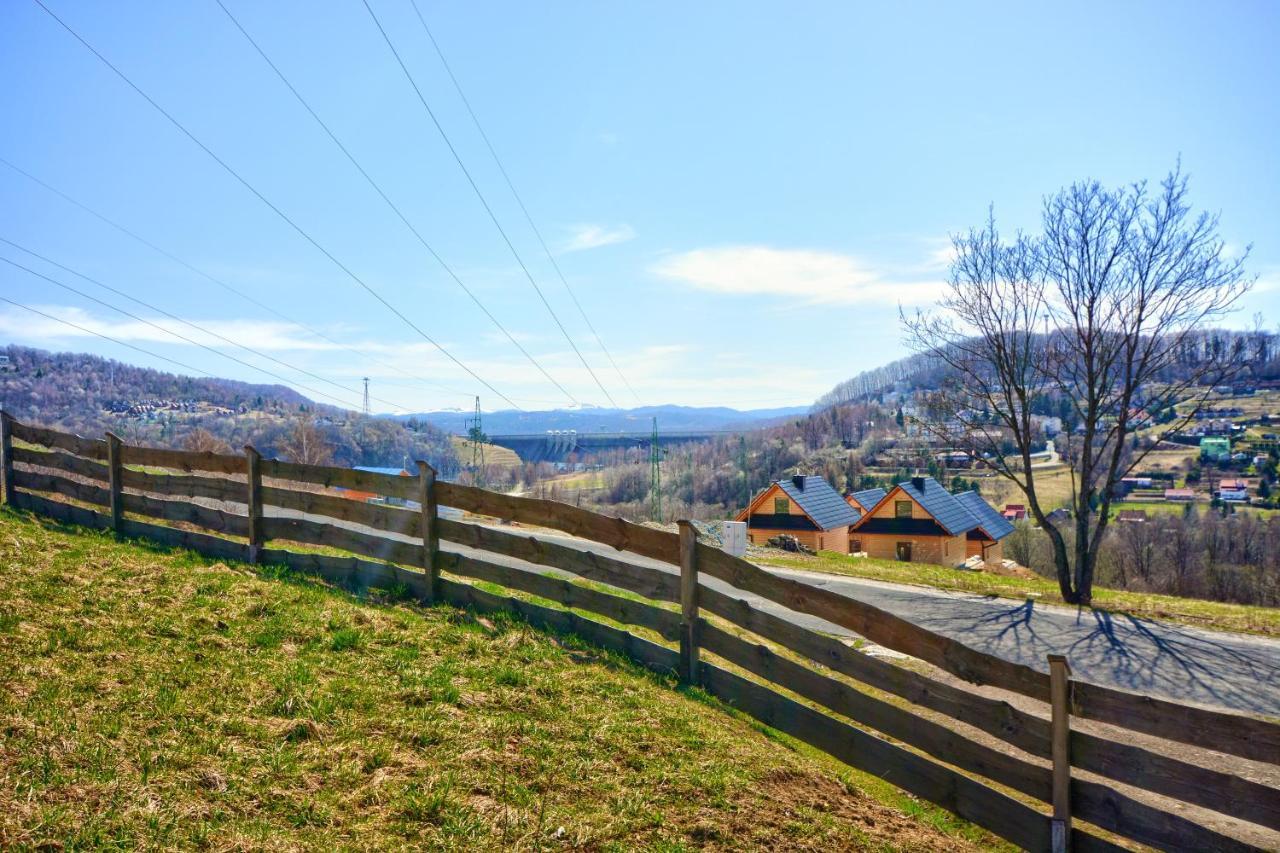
1,414,1276,853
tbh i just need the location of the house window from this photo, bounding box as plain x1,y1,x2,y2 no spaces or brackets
895,500,912,519
851,538,862,553
774,497,790,514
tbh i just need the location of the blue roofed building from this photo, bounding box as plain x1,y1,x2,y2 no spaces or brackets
735,475,860,553
849,476,1013,566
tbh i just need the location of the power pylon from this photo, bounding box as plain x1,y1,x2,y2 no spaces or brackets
362,377,370,416
466,396,486,488
649,416,663,521
738,434,750,509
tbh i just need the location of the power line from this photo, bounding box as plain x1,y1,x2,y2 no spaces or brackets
31,0,522,410
214,0,581,407
408,1,642,405
358,0,621,409
0,296,222,381
0,154,473,403
0,253,368,410
1,236,419,413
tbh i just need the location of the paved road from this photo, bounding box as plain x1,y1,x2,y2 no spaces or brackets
271,508,1280,717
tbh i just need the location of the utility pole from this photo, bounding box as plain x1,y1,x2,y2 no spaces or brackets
466,396,486,489
362,377,370,416
649,416,662,521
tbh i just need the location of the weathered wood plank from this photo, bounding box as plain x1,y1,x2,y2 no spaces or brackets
9,420,107,460
1071,679,1279,766
697,543,1050,697
260,459,417,501
437,551,682,642
260,515,423,567
700,622,1053,802
116,517,250,562
11,445,109,482
11,490,111,529
435,481,679,562
261,485,419,535
120,467,239,502
1,411,14,505
258,548,431,597
11,468,111,506
699,584,1274,829
120,443,244,475
436,518,681,603
697,662,1053,851
437,577,681,675
1072,777,1262,853
120,492,249,537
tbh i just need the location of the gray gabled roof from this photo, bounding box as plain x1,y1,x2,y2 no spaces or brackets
894,477,981,537
954,491,1015,541
848,487,887,512
775,476,861,530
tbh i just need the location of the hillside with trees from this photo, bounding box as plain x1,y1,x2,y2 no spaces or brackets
0,345,459,474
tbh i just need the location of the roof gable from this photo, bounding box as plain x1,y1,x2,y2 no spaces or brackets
853,476,981,537
775,476,861,530
847,487,887,512
954,491,1015,540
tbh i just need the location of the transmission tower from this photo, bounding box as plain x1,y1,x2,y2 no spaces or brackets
649,416,662,521
738,434,750,509
362,377,370,415
466,396,486,488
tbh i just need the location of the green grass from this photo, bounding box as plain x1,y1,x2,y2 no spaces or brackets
758,551,1280,637
0,507,992,851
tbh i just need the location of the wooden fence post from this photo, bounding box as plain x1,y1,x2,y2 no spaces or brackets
1049,654,1072,853
418,461,439,603
244,446,263,563
678,520,700,685
105,432,124,531
0,411,14,506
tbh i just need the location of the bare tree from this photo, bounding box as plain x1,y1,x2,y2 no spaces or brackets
904,167,1252,603
281,415,333,466
182,428,231,455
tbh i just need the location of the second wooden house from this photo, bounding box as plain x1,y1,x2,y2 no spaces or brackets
848,476,1013,565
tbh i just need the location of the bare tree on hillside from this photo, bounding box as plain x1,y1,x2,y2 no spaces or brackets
904,167,1252,604
182,428,231,455
281,415,333,466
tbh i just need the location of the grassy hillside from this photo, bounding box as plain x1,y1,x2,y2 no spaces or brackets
0,509,990,851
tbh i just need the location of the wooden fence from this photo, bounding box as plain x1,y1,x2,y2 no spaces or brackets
1,414,1277,852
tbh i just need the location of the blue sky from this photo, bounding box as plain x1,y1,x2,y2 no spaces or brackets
2,1,1277,414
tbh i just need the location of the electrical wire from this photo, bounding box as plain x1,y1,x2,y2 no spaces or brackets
358,0,620,409
31,0,522,410
408,0,642,404
215,0,580,408
0,154,474,402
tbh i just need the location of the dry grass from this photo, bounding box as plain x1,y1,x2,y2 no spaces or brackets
0,508,992,851
450,436,523,471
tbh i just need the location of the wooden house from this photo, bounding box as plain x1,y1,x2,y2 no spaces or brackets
336,465,412,505
848,476,1013,566
735,475,860,553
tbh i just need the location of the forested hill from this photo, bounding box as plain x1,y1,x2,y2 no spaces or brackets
815,328,1280,409
0,345,458,474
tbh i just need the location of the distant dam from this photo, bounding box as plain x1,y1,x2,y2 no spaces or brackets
485,430,727,463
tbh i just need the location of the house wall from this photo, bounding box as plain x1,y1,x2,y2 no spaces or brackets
744,484,851,552
966,539,1003,562
749,525,852,553
854,488,964,566
859,532,965,564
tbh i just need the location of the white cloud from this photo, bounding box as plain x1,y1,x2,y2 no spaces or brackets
650,245,946,306
561,223,635,253
0,304,341,352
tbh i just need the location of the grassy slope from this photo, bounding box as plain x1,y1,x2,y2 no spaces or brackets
758,550,1280,637
450,436,522,471
0,509,991,851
